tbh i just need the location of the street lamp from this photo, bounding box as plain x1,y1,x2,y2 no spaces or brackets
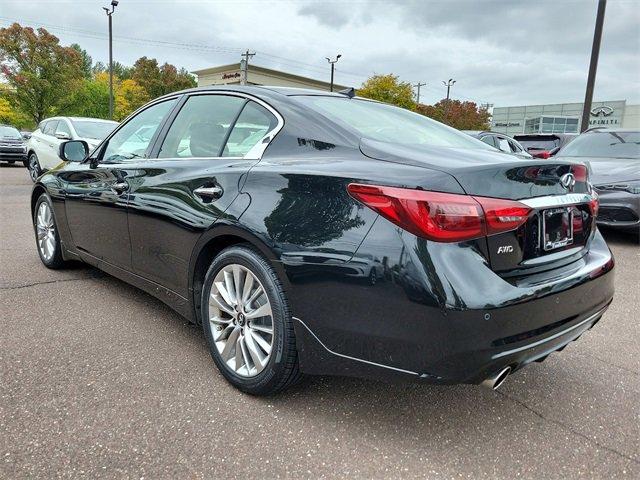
103,0,118,120
443,78,456,101
326,54,341,92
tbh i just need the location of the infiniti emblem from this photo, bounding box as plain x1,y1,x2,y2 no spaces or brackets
560,173,576,191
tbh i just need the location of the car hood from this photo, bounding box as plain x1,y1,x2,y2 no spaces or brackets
556,156,640,185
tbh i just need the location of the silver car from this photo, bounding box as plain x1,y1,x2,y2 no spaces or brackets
556,128,640,234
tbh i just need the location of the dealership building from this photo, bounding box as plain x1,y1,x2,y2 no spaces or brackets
192,63,348,91
491,100,640,136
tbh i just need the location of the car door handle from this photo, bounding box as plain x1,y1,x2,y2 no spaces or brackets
111,181,129,195
193,185,223,200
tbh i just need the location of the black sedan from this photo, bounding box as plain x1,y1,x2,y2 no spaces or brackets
32,86,614,395
556,128,639,234
0,124,28,165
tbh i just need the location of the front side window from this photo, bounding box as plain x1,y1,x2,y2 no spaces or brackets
158,95,247,158
297,96,492,150
497,137,511,153
101,98,177,163
480,135,496,147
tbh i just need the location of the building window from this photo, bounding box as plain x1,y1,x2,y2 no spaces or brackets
524,116,579,134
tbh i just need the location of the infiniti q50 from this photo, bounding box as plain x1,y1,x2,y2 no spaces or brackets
31,86,614,395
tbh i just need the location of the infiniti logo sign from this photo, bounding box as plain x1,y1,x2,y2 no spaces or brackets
560,173,576,191
590,106,614,117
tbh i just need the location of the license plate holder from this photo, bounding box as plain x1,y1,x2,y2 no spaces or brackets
542,207,574,251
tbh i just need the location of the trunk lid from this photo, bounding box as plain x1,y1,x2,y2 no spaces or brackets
360,138,597,273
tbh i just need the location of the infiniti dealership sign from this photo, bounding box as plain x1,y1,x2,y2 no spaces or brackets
589,105,620,126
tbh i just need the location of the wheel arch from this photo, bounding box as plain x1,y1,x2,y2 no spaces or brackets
30,184,47,219
189,222,289,325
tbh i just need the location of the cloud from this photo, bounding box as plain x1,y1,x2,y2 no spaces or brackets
1,0,638,106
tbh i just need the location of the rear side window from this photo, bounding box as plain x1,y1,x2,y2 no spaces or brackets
56,121,72,136
480,135,496,147
158,94,247,158
496,137,511,153
38,120,48,132
43,120,58,135
226,102,278,157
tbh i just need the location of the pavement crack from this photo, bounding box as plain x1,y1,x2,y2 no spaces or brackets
574,352,639,377
497,390,639,465
0,276,98,290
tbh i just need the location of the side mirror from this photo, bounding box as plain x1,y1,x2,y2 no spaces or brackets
59,140,89,162
55,132,71,140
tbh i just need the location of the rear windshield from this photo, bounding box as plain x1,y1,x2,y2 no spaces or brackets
0,126,22,139
558,131,640,159
515,136,560,151
296,96,492,150
71,120,118,140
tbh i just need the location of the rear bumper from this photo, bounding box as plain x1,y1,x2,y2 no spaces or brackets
290,219,615,385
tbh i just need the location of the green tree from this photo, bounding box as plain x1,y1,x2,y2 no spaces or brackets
70,43,93,79
132,56,196,99
0,23,83,123
62,72,110,119
417,100,490,130
357,74,416,110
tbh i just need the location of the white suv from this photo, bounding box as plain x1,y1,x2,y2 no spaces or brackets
26,116,118,182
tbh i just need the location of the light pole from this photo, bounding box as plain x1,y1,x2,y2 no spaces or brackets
580,0,607,132
326,55,341,92
443,78,456,101
103,0,118,120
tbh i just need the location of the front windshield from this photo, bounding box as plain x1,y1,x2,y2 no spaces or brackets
0,126,22,139
297,96,493,150
558,131,640,159
71,120,118,140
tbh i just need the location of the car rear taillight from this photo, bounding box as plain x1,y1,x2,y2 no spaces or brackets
533,151,551,159
347,183,531,242
589,192,599,218
571,164,588,182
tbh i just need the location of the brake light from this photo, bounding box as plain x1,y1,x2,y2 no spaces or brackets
533,151,551,159
589,192,599,218
347,183,531,242
571,164,588,182
473,196,532,235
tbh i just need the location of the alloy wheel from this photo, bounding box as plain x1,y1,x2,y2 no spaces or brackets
29,155,39,181
208,264,274,378
36,201,56,262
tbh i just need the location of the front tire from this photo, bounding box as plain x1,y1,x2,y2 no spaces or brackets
33,194,67,269
28,153,41,182
202,245,302,395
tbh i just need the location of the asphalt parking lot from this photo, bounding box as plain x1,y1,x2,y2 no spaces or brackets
1,164,638,479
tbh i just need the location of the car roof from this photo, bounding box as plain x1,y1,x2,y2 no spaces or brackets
41,116,118,123
583,127,638,133
154,85,350,102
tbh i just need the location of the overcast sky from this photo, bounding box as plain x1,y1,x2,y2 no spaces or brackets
1,0,639,107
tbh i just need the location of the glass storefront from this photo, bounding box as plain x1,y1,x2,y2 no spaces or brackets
524,116,579,134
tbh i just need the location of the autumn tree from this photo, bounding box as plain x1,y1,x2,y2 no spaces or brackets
0,23,83,123
417,100,490,130
132,56,196,99
357,74,416,110
115,78,149,120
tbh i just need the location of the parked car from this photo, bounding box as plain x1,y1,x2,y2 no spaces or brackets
26,116,118,181
513,133,576,159
463,130,532,159
32,86,613,395
0,124,28,166
556,128,639,234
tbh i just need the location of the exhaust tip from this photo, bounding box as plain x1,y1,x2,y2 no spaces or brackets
481,366,512,390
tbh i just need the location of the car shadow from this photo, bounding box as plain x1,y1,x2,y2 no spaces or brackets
600,227,639,246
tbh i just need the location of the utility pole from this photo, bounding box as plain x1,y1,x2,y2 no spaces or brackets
413,82,426,104
443,78,456,101
580,0,607,132
103,0,118,120
326,55,341,92
240,50,255,86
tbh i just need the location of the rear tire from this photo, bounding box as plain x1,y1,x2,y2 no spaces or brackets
28,153,41,182
201,245,303,395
